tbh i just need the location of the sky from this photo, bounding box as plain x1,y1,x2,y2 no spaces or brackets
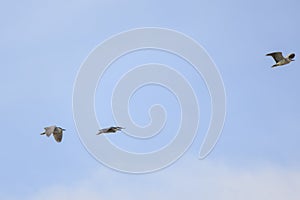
1,0,300,199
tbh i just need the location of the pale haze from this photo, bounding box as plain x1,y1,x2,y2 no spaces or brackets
1,0,300,199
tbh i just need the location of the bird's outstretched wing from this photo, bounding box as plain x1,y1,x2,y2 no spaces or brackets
97,128,109,135
43,126,56,137
97,127,125,135
266,52,284,62
53,127,63,142
53,132,62,142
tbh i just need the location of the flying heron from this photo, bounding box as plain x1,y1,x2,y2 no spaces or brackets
97,126,125,135
41,125,66,142
266,52,295,67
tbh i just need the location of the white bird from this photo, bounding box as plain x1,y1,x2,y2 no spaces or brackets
97,126,125,135
266,52,295,67
41,125,66,142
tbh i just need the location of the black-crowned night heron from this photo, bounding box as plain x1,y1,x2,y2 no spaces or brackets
41,125,66,142
266,52,295,67
97,126,125,135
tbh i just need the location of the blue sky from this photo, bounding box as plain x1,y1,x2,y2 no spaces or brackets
1,0,300,199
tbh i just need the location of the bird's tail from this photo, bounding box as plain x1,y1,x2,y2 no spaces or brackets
96,131,103,135
271,64,278,68
41,132,51,137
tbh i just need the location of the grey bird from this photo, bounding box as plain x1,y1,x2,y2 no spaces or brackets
266,52,295,67
41,125,66,142
97,126,125,135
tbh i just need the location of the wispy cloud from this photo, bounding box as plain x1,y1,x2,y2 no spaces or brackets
25,157,300,200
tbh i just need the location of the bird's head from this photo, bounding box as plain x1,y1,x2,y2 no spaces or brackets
116,126,125,130
58,127,66,131
288,53,295,61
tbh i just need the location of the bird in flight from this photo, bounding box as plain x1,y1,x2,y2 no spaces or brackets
97,126,125,135
266,52,295,67
41,125,66,142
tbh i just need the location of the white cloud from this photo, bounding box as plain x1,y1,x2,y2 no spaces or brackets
26,157,300,200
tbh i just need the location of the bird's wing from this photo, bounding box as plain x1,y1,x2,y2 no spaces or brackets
53,127,63,142
97,128,109,135
266,52,284,62
44,126,56,137
53,132,63,142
